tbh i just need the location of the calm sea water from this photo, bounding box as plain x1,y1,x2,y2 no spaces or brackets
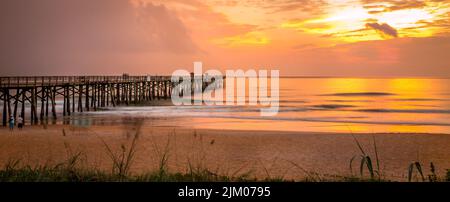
84,78,450,134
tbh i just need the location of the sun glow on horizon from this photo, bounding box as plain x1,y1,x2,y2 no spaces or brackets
201,0,450,47
131,0,450,51
279,1,448,43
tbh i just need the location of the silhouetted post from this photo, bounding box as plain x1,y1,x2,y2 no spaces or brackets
6,90,11,121
45,88,49,117
63,87,66,116
68,86,71,115
159,81,163,99
2,89,6,126
21,90,25,125
164,81,168,99
78,85,83,112
137,82,140,102
116,83,121,104
125,83,129,105
103,84,107,107
30,88,35,124
97,84,100,107
148,81,151,100
134,83,137,104
85,84,90,111
13,89,18,123
33,88,39,124
169,82,172,97
142,82,146,101
41,87,45,121
51,87,56,120
72,86,75,113
152,81,156,100
100,84,104,107
106,84,110,106
92,84,96,110
111,84,116,107
121,84,124,103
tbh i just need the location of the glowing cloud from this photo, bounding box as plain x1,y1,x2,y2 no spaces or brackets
212,31,270,47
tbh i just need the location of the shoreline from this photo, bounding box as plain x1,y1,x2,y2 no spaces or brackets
1,124,450,181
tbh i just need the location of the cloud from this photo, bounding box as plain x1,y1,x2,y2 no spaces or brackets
264,0,328,14
292,43,316,50
366,23,398,38
0,0,198,75
1,0,449,77
275,36,450,77
133,3,199,53
362,0,428,14
212,31,270,47
191,36,450,77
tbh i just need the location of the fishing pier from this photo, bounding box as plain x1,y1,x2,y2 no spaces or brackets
0,75,175,126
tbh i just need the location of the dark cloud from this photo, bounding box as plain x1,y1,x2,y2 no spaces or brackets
366,23,398,38
0,0,198,75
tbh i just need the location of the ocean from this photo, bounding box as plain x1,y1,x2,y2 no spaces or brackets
82,78,450,134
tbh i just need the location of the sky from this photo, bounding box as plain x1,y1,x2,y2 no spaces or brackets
0,0,449,77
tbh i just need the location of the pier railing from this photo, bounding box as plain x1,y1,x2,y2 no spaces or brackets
0,74,222,126
0,75,177,126
0,76,172,88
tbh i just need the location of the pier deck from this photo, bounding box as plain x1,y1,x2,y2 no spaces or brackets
0,75,173,126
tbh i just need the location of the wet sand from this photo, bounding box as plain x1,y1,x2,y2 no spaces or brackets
1,123,450,181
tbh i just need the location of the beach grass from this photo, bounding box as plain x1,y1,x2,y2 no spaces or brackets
0,124,449,182
446,169,450,181
3,158,448,182
0,161,450,182
0,157,448,182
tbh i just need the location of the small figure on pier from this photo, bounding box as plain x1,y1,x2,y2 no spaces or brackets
17,116,23,130
9,116,14,131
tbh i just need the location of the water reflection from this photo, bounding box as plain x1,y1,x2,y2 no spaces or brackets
50,78,450,134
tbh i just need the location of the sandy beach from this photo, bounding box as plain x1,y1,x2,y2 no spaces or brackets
1,122,450,181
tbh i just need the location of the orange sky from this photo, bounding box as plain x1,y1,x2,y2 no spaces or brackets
0,0,449,77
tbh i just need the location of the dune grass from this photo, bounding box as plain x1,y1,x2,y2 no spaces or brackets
0,124,449,182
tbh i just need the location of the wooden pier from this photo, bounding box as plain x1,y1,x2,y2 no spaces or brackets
0,75,174,126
